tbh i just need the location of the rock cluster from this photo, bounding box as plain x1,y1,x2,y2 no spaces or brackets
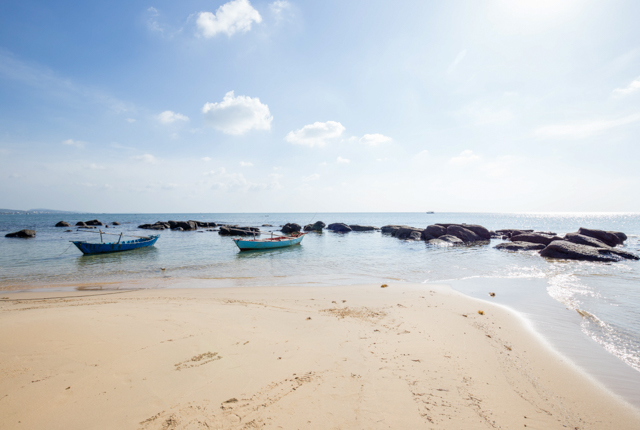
218,226,260,236
381,223,491,245
303,221,326,232
494,227,638,262
282,223,302,234
5,229,36,238
138,220,218,231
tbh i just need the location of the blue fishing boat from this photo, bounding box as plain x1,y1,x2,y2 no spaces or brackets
233,232,305,251
72,232,159,255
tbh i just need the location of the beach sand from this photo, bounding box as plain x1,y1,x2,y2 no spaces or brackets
0,282,638,429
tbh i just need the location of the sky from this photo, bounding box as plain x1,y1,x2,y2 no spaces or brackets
1,0,640,213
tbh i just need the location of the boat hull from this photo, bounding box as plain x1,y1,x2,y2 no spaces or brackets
234,235,304,251
72,235,159,255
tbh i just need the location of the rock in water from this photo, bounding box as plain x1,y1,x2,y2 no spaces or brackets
55,221,70,227
540,240,638,262
434,235,464,245
393,227,423,239
510,233,562,246
5,229,36,238
446,225,482,243
218,226,259,236
577,227,626,247
460,224,492,240
495,242,546,251
424,224,446,239
282,223,302,234
564,233,609,248
304,221,326,232
327,223,352,233
349,225,376,231
85,219,103,226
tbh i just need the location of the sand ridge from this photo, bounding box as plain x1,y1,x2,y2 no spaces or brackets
0,283,638,429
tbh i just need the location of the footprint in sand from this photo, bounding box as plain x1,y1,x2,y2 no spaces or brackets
174,352,222,371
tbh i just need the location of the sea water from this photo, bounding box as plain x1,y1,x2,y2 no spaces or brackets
2,212,640,404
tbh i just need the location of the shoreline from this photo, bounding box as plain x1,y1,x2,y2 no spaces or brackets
1,282,639,429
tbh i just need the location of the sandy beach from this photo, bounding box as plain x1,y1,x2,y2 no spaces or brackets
1,282,638,430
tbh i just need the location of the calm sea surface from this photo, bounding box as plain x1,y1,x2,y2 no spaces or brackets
2,212,640,403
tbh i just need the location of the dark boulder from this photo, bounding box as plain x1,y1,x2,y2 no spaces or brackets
218,226,259,236
447,225,482,243
564,233,609,248
425,224,446,239
55,221,70,227
196,221,217,228
394,227,423,239
282,223,302,234
327,223,352,233
85,220,103,226
171,221,198,231
349,225,376,231
5,229,36,238
405,231,422,240
495,241,546,251
139,222,168,230
540,240,639,262
577,228,626,247
461,224,492,240
510,233,562,246
432,235,464,245
76,221,88,227
435,223,459,228
111,221,120,225
262,224,273,227
381,225,412,235
304,221,326,232
496,229,533,238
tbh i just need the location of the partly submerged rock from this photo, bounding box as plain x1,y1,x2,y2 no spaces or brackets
282,223,302,234
510,233,562,246
424,224,446,239
393,227,423,239
5,229,36,238
495,241,546,251
349,225,376,231
218,226,259,236
327,223,352,233
446,225,483,243
304,221,326,232
540,240,638,262
577,227,626,247
55,221,70,227
85,219,104,226
564,233,609,248
434,235,464,245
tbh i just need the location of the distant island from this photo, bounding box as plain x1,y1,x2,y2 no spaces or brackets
0,208,84,215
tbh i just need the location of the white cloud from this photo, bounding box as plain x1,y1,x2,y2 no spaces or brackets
125,118,136,123
535,113,640,139
62,139,86,148
303,173,320,181
133,154,158,164
89,163,106,170
270,0,291,21
359,133,392,146
202,91,272,135
337,156,350,164
202,157,212,162
205,167,280,192
449,150,481,166
285,121,345,147
197,0,262,38
158,110,189,124
459,103,513,125
613,77,640,97
447,49,467,73
147,7,163,33
412,150,430,163
240,161,253,167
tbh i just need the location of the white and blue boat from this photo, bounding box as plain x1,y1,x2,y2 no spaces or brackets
233,232,305,251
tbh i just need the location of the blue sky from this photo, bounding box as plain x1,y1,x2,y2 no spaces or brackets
1,0,640,212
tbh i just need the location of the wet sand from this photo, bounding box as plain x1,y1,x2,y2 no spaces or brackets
0,283,639,429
